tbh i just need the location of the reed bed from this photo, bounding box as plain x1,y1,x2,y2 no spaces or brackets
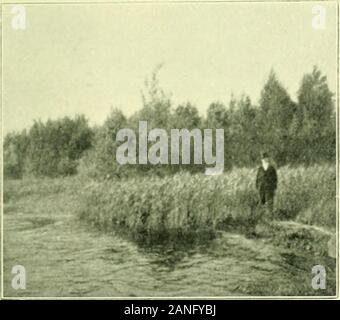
78,165,336,241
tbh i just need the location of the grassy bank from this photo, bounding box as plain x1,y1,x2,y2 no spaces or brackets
4,164,335,247
78,165,336,244
3,176,84,204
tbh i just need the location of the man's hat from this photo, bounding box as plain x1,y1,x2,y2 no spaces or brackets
261,152,269,159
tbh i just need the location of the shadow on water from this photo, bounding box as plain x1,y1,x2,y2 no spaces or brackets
82,217,219,270
76,215,338,296
133,230,217,271
79,214,337,296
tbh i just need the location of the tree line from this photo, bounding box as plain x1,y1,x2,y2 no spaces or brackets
3,66,335,179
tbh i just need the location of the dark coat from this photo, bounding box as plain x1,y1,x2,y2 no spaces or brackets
256,165,278,192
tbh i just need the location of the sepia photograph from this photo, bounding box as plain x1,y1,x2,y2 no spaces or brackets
1,1,338,299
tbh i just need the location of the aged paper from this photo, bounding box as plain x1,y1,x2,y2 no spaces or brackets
1,1,338,299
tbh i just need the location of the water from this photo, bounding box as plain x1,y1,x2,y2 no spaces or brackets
3,194,336,297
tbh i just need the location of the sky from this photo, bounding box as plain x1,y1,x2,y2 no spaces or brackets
2,1,338,134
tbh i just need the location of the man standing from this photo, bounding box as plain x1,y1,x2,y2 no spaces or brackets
255,152,278,216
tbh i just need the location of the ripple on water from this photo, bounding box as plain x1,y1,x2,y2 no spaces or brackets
5,209,336,297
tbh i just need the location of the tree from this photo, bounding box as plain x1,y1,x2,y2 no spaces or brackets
206,101,234,169
229,95,259,166
24,115,93,177
3,130,29,178
258,70,297,165
171,103,201,129
139,64,172,130
296,66,335,163
206,102,230,128
126,65,174,176
87,109,128,178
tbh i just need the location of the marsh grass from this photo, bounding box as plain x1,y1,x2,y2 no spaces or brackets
4,165,335,246
78,165,336,243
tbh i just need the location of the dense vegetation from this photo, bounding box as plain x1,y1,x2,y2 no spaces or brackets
78,165,335,242
4,66,335,179
4,115,93,178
